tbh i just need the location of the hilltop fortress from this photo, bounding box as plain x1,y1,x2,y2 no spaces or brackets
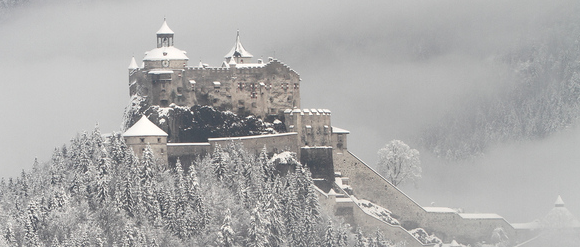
123,20,579,246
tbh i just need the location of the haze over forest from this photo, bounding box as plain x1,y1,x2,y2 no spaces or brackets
1,0,580,223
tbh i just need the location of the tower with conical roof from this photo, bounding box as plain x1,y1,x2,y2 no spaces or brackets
123,115,168,161
225,31,253,64
157,18,174,48
543,195,580,229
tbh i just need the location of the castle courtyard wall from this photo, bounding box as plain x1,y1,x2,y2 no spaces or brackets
208,132,299,156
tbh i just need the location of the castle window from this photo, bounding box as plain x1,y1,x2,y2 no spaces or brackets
213,81,221,88
160,149,164,155
189,80,196,91
140,138,145,143
306,125,312,134
294,83,299,89
157,138,161,143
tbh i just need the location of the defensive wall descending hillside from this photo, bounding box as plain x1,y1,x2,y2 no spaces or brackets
332,149,516,244
316,186,435,247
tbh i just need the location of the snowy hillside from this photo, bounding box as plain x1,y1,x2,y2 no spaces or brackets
417,4,580,160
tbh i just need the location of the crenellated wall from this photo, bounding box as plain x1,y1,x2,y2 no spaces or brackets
284,108,332,147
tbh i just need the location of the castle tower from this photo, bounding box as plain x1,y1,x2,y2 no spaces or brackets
123,115,168,162
128,56,138,70
157,18,174,48
142,19,188,70
224,30,253,64
542,195,580,229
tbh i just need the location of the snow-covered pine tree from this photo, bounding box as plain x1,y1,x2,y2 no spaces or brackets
335,223,349,247
246,206,269,247
217,209,237,247
355,227,367,247
212,144,229,182
323,220,335,247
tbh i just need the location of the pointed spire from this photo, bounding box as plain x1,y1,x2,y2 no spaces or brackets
229,56,237,66
555,195,565,207
128,56,139,69
224,30,253,59
198,60,203,68
157,18,174,34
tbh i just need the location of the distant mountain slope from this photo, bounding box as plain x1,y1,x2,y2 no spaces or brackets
418,10,580,160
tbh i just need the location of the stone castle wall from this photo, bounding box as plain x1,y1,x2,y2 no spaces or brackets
130,59,300,118
332,150,516,244
300,146,334,181
316,188,433,247
165,133,300,168
284,108,332,147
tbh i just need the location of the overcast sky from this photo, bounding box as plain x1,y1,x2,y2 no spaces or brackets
1,0,579,223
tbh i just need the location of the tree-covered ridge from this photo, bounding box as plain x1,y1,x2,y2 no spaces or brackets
122,97,286,143
418,13,580,160
0,127,400,246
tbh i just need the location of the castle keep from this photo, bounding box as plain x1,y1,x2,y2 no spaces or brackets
123,20,579,247
129,19,300,118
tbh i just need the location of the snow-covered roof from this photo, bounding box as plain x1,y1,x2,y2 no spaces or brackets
156,19,174,35
459,213,503,219
144,46,188,61
544,196,580,228
167,143,210,146
449,240,460,247
128,56,139,69
555,195,565,207
424,207,457,213
332,126,350,134
512,220,542,230
335,197,353,203
234,63,266,68
123,115,168,137
148,70,174,75
228,57,237,65
224,30,253,58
